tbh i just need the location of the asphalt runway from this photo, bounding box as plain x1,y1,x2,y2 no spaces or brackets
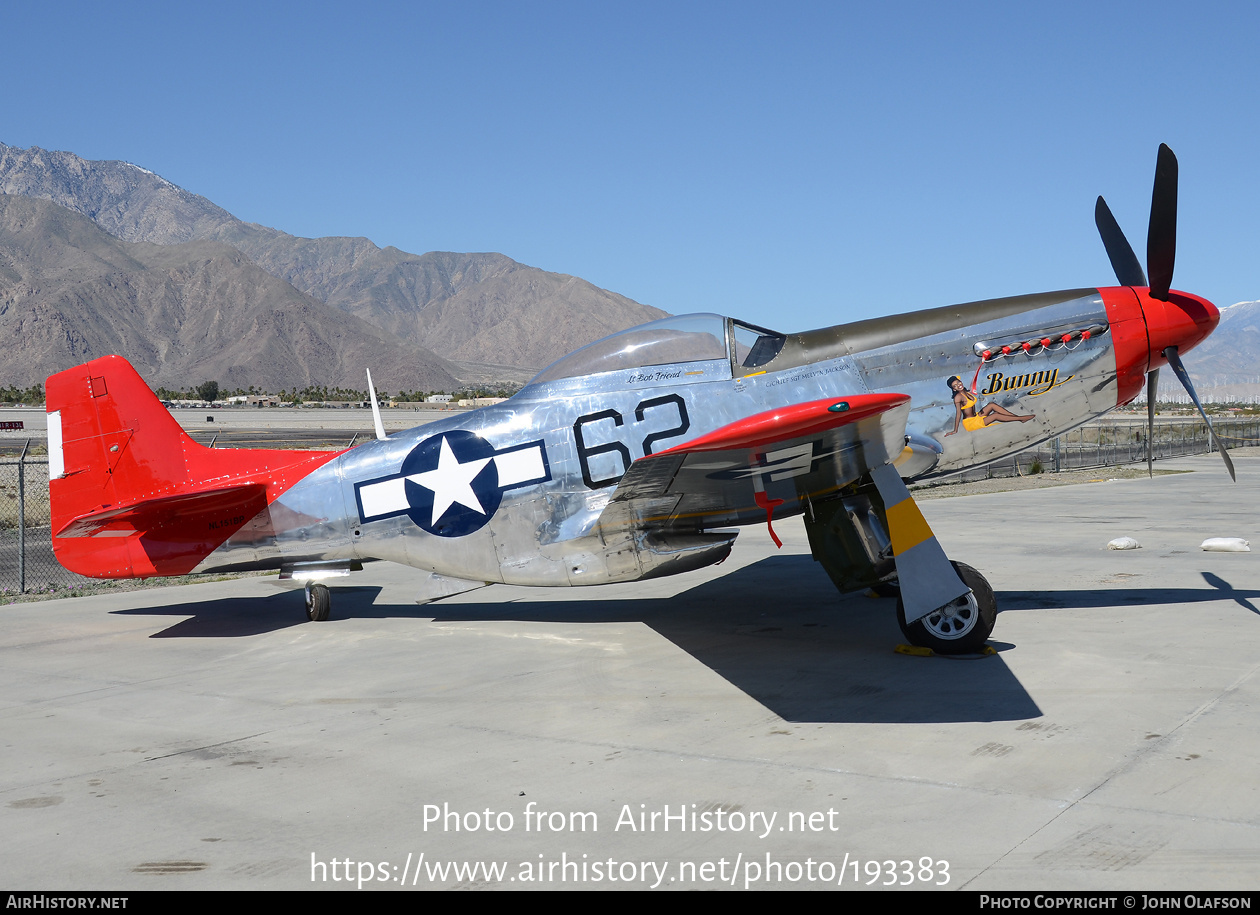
2,453,1258,891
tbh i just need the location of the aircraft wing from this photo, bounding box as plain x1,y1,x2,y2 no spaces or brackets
596,392,970,621
596,393,912,535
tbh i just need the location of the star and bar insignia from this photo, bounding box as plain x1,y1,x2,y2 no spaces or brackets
354,431,550,537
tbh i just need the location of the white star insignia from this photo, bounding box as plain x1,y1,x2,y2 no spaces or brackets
407,437,493,526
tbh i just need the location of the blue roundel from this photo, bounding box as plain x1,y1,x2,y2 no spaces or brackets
401,431,501,537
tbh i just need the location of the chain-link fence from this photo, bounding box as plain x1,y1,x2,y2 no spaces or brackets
0,450,91,596
2,417,1257,594
945,417,1260,482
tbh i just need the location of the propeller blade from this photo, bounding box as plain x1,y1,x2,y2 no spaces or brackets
1147,143,1178,301
1095,196,1147,287
1146,367,1159,477
1163,346,1235,481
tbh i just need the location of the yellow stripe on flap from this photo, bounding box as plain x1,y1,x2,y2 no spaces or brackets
885,497,934,556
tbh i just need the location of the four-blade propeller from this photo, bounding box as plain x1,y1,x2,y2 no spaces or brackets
1095,144,1234,481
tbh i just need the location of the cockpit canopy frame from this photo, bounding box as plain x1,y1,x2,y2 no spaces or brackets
528,313,787,385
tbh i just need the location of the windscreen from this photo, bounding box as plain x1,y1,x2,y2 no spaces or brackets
530,314,729,384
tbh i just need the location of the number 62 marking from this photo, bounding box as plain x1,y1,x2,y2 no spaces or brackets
573,394,690,489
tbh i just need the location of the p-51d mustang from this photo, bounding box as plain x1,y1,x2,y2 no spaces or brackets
46,145,1232,653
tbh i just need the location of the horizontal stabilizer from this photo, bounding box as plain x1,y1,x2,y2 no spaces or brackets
56,483,268,538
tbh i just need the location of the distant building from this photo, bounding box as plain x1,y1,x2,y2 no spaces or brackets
426,394,453,403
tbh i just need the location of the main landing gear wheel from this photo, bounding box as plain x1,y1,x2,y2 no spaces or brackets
305,583,331,622
896,561,995,654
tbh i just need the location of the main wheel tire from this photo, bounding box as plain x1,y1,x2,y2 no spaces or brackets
896,561,995,654
305,583,331,622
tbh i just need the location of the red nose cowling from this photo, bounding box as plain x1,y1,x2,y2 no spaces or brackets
1099,286,1220,405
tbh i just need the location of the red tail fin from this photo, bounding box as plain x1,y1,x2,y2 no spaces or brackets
47,356,341,578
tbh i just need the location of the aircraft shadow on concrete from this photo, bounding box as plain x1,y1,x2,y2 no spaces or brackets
111,562,1258,724
997,571,1260,616
422,555,1044,725
110,555,1036,724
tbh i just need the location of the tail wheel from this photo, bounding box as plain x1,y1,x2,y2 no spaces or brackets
305,583,331,622
896,561,995,654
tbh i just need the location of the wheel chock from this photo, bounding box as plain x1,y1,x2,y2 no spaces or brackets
895,644,935,657
894,643,997,658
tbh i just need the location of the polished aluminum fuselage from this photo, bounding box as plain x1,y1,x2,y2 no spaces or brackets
201,290,1119,585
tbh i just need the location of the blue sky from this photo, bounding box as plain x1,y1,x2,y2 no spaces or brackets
3,1,1258,330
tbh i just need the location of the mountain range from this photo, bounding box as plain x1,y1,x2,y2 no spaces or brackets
0,141,1252,400
0,142,665,392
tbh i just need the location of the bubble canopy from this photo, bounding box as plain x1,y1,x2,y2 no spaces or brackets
529,314,731,384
